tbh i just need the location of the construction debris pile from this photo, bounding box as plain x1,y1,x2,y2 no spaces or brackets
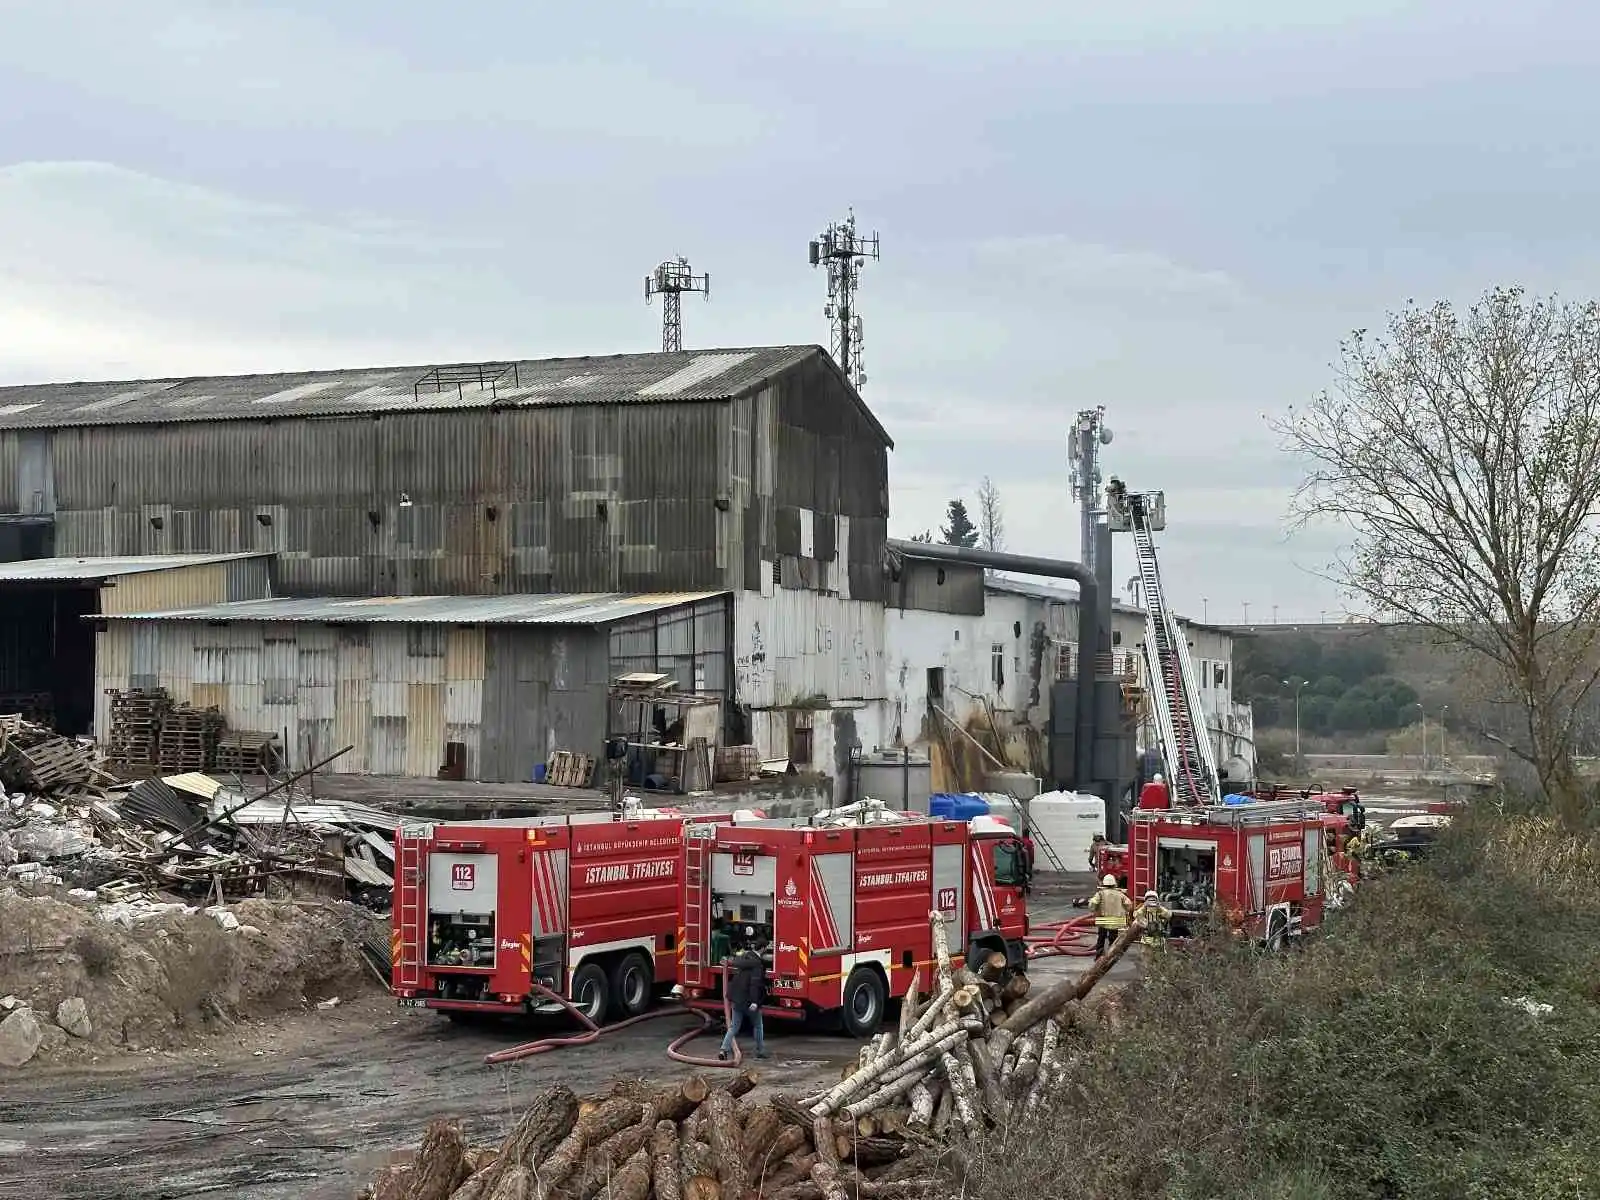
1,711,394,911
364,916,1139,1200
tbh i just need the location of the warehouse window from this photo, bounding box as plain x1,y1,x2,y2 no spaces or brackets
1056,644,1074,681
991,643,1006,691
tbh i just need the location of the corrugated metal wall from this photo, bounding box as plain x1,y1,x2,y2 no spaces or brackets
479,626,608,784
99,559,273,615
94,619,494,779
2,357,890,605
889,559,984,615
34,402,729,596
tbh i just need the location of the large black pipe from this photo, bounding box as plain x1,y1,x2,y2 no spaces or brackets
886,540,1099,793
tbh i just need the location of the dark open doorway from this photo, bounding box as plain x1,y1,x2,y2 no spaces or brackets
0,586,99,734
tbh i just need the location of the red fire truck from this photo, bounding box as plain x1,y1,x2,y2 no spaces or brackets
677,814,1031,1038
1106,797,1332,947
390,810,727,1022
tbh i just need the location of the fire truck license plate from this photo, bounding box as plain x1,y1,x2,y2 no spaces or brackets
937,888,957,910
732,852,755,876
397,999,426,1008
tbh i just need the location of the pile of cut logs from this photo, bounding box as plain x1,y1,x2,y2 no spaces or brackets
360,913,1140,1200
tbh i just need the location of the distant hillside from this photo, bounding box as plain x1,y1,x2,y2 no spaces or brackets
1230,623,1462,739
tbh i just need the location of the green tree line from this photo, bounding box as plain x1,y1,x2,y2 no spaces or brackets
1237,633,1419,734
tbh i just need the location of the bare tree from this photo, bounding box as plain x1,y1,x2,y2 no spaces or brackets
977,476,1006,553
1280,287,1600,828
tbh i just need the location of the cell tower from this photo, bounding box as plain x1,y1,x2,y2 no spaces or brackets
1068,406,1114,573
644,256,710,353
808,210,880,390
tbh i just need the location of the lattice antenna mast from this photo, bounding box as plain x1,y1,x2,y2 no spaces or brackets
1067,406,1113,572
644,256,711,353
808,210,880,389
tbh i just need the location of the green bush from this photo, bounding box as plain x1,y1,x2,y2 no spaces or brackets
963,810,1600,1199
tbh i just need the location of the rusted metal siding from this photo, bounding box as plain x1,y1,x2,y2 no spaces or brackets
732,590,886,709
13,350,890,602
887,558,985,616
93,617,491,778
40,400,729,596
480,626,609,784
100,562,232,615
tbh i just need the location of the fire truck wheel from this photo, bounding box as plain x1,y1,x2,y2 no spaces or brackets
570,961,611,1025
1264,909,1290,952
609,952,654,1019
840,967,887,1039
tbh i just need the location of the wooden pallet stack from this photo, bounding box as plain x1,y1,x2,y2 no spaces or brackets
104,687,172,776
214,730,281,775
157,703,226,772
545,750,596,787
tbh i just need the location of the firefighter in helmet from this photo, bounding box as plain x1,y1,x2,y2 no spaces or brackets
1134,889,1173,949
1088,874,1132,957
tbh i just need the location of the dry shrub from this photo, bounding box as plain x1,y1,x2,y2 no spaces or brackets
71,927,118,976
959,809,1600,1200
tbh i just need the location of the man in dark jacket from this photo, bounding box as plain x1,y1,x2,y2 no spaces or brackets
718,933,769,1061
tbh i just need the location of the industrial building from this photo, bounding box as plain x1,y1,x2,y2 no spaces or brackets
0,342,1242,797
0,347,892,783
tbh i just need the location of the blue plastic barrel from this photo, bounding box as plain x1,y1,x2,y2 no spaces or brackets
532,762,548,783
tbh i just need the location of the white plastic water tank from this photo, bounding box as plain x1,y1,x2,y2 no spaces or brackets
982,790,1106,873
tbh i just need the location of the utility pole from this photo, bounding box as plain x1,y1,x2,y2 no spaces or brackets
644,256,710,353
809,211,879,390
1067,406,1113,576
1283,678,1306,775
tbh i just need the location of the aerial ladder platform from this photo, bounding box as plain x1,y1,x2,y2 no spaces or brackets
1105,481,1221,807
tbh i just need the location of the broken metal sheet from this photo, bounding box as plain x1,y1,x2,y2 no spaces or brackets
344,856,393,888
162,772,224,801
361,830,395,862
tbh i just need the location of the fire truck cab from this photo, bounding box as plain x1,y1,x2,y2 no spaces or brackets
391,809,724,1022
1122,797,1331,947
678,812,1030,1038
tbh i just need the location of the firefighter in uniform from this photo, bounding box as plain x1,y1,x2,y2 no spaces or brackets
1088,874,1131,957
1134,889,1173,950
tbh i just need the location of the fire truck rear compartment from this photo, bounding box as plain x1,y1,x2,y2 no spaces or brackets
425,851,499,1002
1155,840,1216,937
710,849,776,952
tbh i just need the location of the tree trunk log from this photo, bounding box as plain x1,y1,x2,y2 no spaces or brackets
647,1120,682,1200
739,1103,785,1173
719,1069,760,1099
761,1150,818,1192
1023,1018,1063,1116
680,1139,716,1191
572,1118,657,1200
930,1085,954,1136
705,1088,748,1199
535,1099,647,1194
404,1118,470,1200
929,910,956,991
474,1084,579,1198
650,1075,712,1124
943,1043,982,1134
967,1038,1006,1123
682,1175,721,1200
898,967,923,1041
991,923,1136,1057
446,1167,491,1200
1001,973,1031,1002
808,1016,974,1115
809,1116,850,1200
832,1132,907,1168
840,1024,973,1120
981,950,1008,980
482,1165,534,1200
751,1123,810,1190
906,1082,936,1132
599,1145,651,1200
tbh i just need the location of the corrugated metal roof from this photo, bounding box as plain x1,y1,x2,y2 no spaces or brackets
0,552,273,582
0,346,822,430
99,590,728,627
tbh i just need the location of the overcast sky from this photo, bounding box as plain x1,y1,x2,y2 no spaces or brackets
1,1,1594,622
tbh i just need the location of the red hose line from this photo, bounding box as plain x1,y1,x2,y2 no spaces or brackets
482,962,747,1069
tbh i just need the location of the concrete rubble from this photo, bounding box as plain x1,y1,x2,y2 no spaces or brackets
1,711,397,914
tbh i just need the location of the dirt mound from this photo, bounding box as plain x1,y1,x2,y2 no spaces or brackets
0,888,384,1064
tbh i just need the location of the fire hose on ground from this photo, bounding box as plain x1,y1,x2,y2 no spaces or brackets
483,963,747,1069
1024,913,1100,958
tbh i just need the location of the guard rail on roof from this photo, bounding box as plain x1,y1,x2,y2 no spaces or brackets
1130,798,1325,826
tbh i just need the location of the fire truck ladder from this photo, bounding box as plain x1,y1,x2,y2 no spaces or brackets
680,834,711,987
1127,492,1221,807
396,836,423,987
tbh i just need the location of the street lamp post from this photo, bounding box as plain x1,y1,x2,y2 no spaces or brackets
1283,678,1306,775
1243,601,1251,625
1202,596,1209,623
1416,703,1427,772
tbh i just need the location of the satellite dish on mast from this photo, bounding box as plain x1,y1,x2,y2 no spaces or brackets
1100,427,1114,445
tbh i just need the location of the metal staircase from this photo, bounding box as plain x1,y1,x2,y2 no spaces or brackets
1108,485,1221,808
